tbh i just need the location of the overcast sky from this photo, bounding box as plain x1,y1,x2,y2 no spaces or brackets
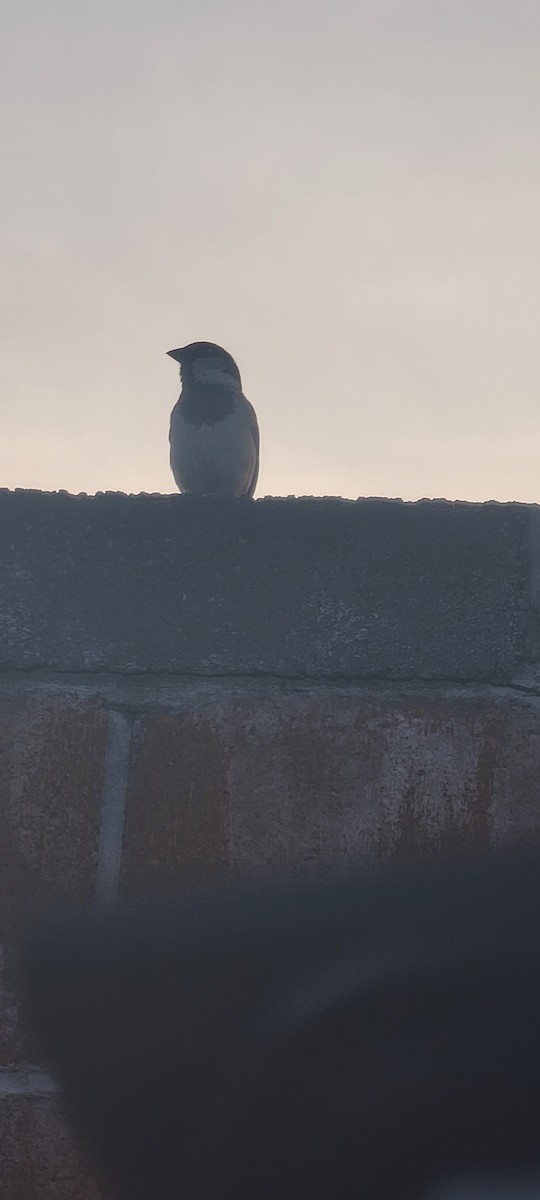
2,0,539,500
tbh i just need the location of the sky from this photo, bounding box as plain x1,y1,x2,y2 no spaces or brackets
2,0,540,501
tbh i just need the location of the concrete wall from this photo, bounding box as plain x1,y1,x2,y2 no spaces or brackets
2,489,540,1197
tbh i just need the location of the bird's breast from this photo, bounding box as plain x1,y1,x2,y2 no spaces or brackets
169,401,257,497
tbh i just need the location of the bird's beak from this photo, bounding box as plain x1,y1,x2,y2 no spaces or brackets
166,348,184,363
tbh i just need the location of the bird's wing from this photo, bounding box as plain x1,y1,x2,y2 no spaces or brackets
168,399,180,446
243,396,260,498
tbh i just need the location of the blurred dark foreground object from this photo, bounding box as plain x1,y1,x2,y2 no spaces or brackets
22,849,540,1200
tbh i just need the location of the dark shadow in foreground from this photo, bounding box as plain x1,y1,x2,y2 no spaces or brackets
22,847,540,1200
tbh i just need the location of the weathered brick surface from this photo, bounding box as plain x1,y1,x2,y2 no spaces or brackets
0,697,106,1063
223,690,540,871
0,1095,102,1200
0,1099,102,1200
3,489,540,1198
121,709,228,893
120,686,540,888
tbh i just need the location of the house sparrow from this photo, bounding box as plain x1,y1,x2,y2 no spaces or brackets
167,342,259,497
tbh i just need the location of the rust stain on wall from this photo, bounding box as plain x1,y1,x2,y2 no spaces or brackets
374,713,503,865
121,709,229,894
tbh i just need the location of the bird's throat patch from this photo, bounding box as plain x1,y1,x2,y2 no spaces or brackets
180,384,237,426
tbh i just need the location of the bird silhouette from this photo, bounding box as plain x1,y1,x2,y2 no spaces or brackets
167,342,259,497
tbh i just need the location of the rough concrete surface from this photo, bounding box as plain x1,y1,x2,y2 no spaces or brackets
0,1095,100,1199
0,490,535,681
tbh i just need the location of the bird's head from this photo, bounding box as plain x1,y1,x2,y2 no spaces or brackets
167,342,242,391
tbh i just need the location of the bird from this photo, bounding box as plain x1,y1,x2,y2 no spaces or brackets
167,342,259,497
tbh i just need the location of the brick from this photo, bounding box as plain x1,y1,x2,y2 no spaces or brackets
0,1094,102,1200
225,690,540,872
0,696,107,1063
120,686,540,887
224,690,506,872
121,709,228,894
